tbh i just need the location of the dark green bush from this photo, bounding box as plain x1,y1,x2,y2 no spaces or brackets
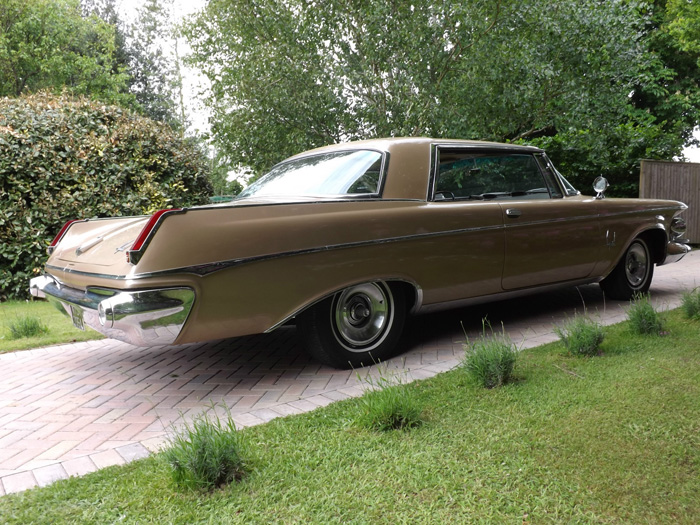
0,92,213,300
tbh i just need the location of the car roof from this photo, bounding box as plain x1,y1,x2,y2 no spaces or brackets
290,137,543,158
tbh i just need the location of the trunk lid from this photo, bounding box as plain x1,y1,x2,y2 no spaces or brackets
50,216,147,268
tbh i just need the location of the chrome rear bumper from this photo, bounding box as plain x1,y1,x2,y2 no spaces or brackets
29,275,195,346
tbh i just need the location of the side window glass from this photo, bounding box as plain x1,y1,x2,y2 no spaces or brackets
435,151,552,201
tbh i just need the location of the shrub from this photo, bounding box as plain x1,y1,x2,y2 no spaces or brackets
555,315,604,357
6,315,49,340
355,367,423,431
627,294,667,335
163,406,247,491
0,92,213,300
681,288,700,320
462,323,518,388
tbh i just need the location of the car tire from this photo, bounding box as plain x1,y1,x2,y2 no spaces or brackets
600,237,654,300
298,281,406,369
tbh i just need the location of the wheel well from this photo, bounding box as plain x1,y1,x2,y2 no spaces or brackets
638,228,666,265
388,280,420,314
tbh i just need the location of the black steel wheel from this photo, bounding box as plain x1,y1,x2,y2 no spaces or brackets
298,281,406,369
600,238,654,300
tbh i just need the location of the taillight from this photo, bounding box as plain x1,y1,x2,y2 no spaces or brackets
127,209,183,265
48,220,80,255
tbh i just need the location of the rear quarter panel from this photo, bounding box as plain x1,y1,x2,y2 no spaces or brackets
136,200,506,343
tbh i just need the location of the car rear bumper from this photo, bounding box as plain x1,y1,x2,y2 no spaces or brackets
29,275,195,347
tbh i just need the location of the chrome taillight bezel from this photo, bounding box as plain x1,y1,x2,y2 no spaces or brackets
126,208,185,265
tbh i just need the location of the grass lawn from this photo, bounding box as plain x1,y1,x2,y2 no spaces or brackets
0,300,103,354
1,310,698,523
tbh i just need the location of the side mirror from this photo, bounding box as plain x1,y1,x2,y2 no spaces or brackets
593,176,609,199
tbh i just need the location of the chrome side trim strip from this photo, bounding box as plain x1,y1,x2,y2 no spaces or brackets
504,214,599,228
598,206,685,218
202,198,423,210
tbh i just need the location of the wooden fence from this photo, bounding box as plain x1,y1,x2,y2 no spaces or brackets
640,160,699,244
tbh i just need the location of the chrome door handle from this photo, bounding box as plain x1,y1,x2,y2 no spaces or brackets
506,208,522,218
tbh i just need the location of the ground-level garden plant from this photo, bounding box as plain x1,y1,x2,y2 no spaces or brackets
1,309,698,523
5,315,48,340
164,405,247,491
462,321,518,388
354,366,424,431
626,293,667,335
681,287,700,320
554,314,605,356
0,300,102,353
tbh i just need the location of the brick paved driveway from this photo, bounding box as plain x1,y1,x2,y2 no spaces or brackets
1,251,697,494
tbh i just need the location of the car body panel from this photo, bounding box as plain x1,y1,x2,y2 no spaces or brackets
501,197,602,289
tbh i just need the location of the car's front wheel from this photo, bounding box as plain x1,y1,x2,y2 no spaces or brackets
600,237,654,300
298,281,406,368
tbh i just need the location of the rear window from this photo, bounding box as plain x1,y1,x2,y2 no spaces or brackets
236,150,384,199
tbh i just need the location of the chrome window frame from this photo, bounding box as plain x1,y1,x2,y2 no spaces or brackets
428,144,553,202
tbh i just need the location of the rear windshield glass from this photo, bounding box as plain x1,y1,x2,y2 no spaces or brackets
236,150,384,199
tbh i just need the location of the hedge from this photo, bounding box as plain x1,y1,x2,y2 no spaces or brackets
0,92,213,300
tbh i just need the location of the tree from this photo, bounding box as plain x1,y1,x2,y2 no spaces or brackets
0,92,213,300
184,0,700,196
0,0,131,104
666,0,700,58
80,0,132,80
81,0,187,129
126,0,184,128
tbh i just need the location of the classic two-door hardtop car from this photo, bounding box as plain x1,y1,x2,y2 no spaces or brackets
30,137,690,367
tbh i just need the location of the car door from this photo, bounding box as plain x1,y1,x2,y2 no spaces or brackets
498,154,602,289
427,146,506,304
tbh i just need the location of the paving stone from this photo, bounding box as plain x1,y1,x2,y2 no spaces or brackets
116,443,150,462
2,471,37,494
61,456,97,477
90,449,126,469
33,463,69,488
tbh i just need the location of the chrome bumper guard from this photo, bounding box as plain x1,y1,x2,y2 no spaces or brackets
29,275,195,347
661,241,691,266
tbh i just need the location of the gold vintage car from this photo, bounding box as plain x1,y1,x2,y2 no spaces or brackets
30,138,690,367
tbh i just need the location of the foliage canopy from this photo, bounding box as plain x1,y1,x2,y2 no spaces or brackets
0,0,131,105
185,0,700,195
0,92,213,300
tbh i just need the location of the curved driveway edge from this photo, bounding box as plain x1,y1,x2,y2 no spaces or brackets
1,251,697,495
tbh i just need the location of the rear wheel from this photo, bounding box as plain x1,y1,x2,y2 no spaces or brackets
600,238,654,300
298,281,406,369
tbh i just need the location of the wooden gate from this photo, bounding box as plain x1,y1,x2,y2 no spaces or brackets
640,160,699,244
